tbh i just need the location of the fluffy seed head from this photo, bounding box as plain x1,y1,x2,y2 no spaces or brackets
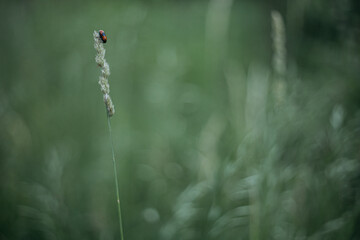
93,30,115,117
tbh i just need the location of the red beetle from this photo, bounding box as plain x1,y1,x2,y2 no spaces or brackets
99,30,107,43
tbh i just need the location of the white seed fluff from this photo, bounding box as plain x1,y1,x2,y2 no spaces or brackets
93,30,115,117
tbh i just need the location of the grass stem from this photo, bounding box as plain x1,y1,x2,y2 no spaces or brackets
107,114,125,240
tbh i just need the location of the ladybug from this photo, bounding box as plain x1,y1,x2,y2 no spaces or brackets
99,30,107,43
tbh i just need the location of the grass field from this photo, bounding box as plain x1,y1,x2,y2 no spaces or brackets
0,0,359,239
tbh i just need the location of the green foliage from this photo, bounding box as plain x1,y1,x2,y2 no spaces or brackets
0,0,359,239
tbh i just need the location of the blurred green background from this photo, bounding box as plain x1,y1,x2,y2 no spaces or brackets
1,0,360,239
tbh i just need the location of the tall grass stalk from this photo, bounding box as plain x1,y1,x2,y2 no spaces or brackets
107,115,125,240
93,30,124,240
271,10,287,106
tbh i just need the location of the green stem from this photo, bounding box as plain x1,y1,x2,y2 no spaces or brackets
107,115,125,240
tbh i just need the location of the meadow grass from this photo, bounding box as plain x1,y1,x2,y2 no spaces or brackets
94,30,125,240
0,1,359,240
